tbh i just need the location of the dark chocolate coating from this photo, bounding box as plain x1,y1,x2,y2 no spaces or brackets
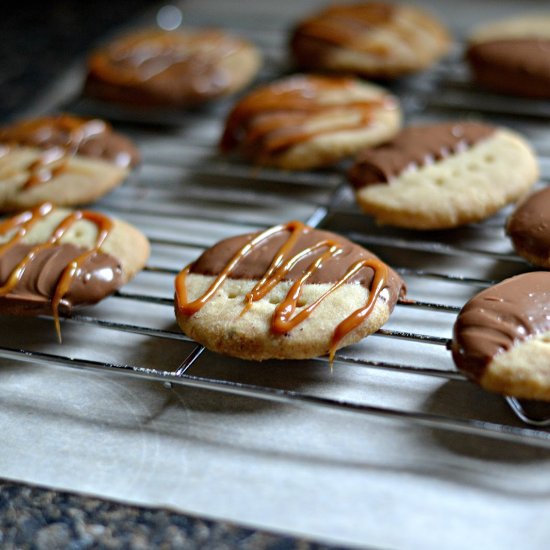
467,38,550,98
508,187,550,262
348,122,495,188
190,226,405,304
0,115,139,168
452,272,550,381
0,243,123,316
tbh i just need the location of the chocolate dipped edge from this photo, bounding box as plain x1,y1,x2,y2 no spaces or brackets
466,38,550,98
0,242,124,316
451,271,550,381
349,122,496,189
189,226,405,306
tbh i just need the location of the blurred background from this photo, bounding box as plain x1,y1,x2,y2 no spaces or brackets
0,0,153,119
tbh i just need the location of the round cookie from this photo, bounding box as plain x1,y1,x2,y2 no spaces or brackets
452,272,550,401
0,114,139,212
466,15,550,98
175,221,405,361
507,187,550,268
348,122,539,230
220,74,401,170
0,203,150,321
84,28,262,108
290,2,451,79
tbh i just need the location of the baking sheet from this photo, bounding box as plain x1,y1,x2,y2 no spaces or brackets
1,1,550,548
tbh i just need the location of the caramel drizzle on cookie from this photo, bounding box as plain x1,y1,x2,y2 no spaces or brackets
0,202,114,340
0,115,110,190
220,75,393,159
94,30,244,84
175,220,389,361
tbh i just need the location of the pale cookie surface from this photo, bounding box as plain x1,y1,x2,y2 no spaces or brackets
175,221,405,361
220,74,401,170
290,2,451,78
452,272,550,401
0,115,139,211
349,122,538,229
507,187,550,268
466,15,550,98
0,203,150,318
85,28,262,107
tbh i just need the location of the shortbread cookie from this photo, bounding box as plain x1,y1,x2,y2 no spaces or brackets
507,187,550,268
349,122,538,229
220,74,401,170
0,114,139,211
290,2,451,78
85,28,262,107
175,221,405,361
0,203,149,325
466,16,550,98
452,272,550,401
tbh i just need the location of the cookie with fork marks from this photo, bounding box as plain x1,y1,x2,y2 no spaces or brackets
175,221,405,361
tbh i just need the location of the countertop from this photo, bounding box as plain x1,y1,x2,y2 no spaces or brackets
0,480,339,549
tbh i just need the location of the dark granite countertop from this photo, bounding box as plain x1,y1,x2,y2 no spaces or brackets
0,2,348,548
0,479,345,549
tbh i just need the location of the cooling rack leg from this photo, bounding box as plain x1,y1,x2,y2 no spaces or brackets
164,344,206,389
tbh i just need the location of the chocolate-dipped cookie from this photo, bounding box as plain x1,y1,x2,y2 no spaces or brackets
348,122,538,229
175,221,405,361
0,115,139,211
466,15,550,98
507,187,550,268
220,74,401,170
85,28,261,108
290,2,451,79
452,272,550,401
0,203,149,333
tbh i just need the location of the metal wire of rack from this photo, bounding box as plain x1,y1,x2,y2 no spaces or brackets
1,0,549,457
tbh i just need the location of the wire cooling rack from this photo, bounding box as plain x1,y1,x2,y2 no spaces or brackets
1,0,549,450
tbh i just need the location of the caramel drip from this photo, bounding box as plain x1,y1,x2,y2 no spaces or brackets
0,202,114,340
328,259,388,362
175,221,390,360
0,115,110,189
0,203,55,286
175,223,289,316
0,202,54,255
220,76,388,157
24,147,67,189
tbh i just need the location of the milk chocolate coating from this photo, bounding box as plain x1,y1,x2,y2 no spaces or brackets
290,2,396,72
452,272,550,381
348,122,495,188
0,243,123,316
0,115,139,168
191,227,405,303
507,187,550,261
85,30,248,107
467,39,550,98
